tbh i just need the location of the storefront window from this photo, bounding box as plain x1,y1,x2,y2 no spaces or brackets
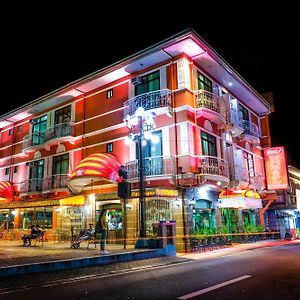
19,207,53,229
146,198,173,233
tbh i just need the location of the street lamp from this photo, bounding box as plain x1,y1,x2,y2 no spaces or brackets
125,107,158,242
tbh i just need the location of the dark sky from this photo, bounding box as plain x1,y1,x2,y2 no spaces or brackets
2,6,299,167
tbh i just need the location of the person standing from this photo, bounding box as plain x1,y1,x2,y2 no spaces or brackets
95,209,109,254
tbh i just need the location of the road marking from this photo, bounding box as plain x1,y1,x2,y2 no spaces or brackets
0,260,193,295
177,275,252,299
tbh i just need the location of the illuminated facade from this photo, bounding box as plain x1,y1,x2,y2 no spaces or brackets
0,30,273,251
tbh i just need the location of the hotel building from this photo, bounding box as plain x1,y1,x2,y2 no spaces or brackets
0,29,273,251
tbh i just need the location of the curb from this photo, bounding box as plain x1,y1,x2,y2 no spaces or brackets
0,245,176,277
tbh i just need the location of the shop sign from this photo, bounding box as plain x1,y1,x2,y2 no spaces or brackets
0,200,60,209
217,197,262,209
296,189,300,210
264,147,289,190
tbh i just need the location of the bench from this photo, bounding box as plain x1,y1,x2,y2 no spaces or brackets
87,237,102,249
32,232,45,246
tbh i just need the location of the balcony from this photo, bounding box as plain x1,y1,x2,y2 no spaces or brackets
44,122,75,148
225,108,244,137
22,122,75,153
19,175,68,194
124,89,172,119
240,120,260,144
196,155,229,180
125,156,175,182
194,90,226,124
22,132,45,153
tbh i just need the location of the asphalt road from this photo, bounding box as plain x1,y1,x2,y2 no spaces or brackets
1,243,299,300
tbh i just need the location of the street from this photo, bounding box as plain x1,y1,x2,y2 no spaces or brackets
1,243,299,300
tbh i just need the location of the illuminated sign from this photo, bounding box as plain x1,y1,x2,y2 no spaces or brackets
264,147,289,190
217,197,262,209
296,189,300,210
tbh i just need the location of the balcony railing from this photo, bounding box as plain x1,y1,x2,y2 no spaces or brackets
125,156,175,180
19,174,68,193
44,122,74,144
124,89,172,118
23,122,74,152
194,90,226,119
196,155,229,178
241,120,260,138
23,132,45,150
229,108,243,128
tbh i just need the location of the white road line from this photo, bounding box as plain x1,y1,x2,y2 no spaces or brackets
177,275,252,299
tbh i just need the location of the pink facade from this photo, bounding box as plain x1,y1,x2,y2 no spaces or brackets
0,30,273,251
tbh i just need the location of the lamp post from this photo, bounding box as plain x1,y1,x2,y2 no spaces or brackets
125,107,158,241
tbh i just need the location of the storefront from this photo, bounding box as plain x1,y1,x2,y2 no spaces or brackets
0,195,85,240
217,188,262,233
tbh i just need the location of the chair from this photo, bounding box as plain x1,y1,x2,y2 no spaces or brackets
32,231,45,246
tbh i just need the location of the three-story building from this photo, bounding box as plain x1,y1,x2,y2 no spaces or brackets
0,29,272,251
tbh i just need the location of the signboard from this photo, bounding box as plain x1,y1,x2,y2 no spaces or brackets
217,197,262,209
264,147,289,190
296,189,300,210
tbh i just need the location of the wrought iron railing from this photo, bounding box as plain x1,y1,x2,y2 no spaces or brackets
23,132,45,150
23,122,74,151
44,122,74,143
124,89,172,118
196,155,229,178
241,120,260,138
43,174,69,190
19,174,68,193
194,90,226,118
125,156,175,180
229,108,243,127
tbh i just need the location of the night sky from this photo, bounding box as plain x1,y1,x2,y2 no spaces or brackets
2,6,299,167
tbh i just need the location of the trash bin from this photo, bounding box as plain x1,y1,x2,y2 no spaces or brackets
152,221,176,248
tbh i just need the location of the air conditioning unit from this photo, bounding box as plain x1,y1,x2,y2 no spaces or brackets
131,77,142,85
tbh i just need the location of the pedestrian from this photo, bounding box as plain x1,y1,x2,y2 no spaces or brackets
95,209,109,254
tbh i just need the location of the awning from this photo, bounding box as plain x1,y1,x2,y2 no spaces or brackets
68,153,123,194
0,181,14,201
0,195,85,209
217,188,262,209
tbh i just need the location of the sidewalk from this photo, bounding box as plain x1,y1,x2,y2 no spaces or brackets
0,238,299,278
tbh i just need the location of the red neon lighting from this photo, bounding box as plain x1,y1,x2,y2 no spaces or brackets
0,181,14,200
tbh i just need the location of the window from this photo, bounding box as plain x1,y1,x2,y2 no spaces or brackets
238,103,249,121
201,132,217,157
55,105,71,124
52,154,69,189
29,159,44,192
8,128,13,136
31,115,47,145
243,151,255,179
135,71,160,96
106,89,113,99
14,166,18,173
17,125,22,133
53,154,69,175
5,168,10,176
136,130,163,176
198,73,212,92
106,143,113,153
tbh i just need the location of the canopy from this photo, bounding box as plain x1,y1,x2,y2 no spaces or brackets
217,187,262,209
0,181,14,201
68,153,123,194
